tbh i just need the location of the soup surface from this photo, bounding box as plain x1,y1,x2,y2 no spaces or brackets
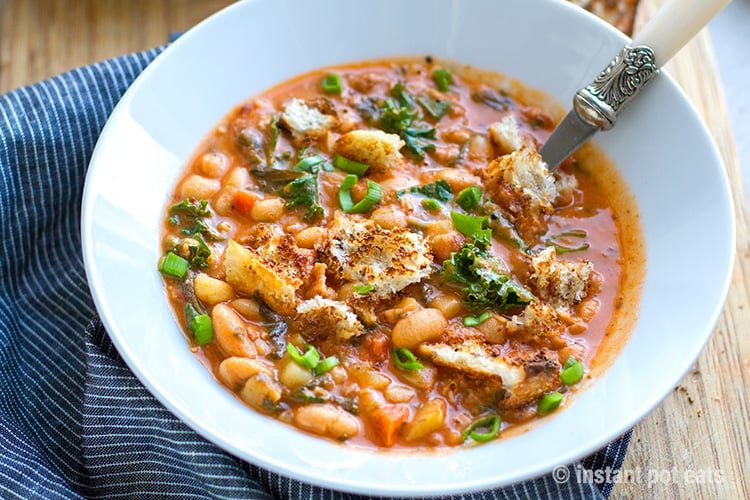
159,58,641,448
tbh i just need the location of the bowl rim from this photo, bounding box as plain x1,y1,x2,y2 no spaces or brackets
81,0,736,495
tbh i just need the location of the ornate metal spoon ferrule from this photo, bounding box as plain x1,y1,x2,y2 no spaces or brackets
539,0,730,170
574,45,659,131
540,45,660,170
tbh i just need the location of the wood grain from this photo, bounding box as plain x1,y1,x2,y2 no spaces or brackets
611,2,750,498
0,1,747,498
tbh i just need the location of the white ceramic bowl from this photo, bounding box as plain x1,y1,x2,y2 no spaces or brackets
81,0,734,495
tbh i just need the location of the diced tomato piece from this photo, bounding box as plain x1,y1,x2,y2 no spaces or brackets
368,404,409,447
362,332,390,362
234,190,258,216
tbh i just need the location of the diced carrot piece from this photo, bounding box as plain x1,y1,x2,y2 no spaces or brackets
234,190,259,216
368,404,409,447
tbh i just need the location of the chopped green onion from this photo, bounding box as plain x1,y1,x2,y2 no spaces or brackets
421,199,442,212
287,343,320,370
545,229,589,254
354,284,374,295
159,252,190,280
185,304,213,345
393,348,423,371
321,73,342,94
456,186,482,211
538,391,564,414
450,211,489,239
293,154,325,172
338,174,382,213
560,358,585,386
561,229,588,238
463,311,492,327
314,356,340,376
333,154,369,176
432,68,453,91
461,415,501,443
547,242,590,254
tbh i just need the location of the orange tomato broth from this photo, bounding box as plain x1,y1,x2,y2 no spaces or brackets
161,57,644,449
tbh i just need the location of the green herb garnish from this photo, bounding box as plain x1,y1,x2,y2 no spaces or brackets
314,356,340,376
463,311,491,327
442,237,534,312
286,344,321,370
185,303,213,345
417,95,451,120
321,73,343,94
354,284,374,295
545,229,590,254
169,199,211,218
456,186,482,211
398,179,453,202
333,154,369,176
393,347,423,371
158,252,190,280
538,392,564,414
280,173,324,220
432,68,453,92
460,415,500,443
450,211,489,239
560,358,585,386
338,174,382,213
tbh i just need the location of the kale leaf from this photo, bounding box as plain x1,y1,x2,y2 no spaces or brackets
397,180,453,202
417,95,451,120
379,84,437,160
185,233,212,270
442,237,534,312
169,198,211,218
280,173,324,221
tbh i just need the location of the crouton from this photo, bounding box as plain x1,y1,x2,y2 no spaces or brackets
223,230,314,315
419,339,525,388
489,115,524,154
529,247,592,310
280,98,334,140
296,296,365,340
554,170,578,205
334,129,404,173
508,301,568,349
497,348,561,410
481,146,558,239
320,213,432,299
418,324,561,409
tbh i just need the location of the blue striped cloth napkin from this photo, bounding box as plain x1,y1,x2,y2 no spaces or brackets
0,46,631,499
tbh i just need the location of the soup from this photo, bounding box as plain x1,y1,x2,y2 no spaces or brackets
158,58,642,448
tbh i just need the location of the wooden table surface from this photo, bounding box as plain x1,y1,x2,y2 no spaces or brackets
1,1,747,498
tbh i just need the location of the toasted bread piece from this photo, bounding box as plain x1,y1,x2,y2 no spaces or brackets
281,98,335,140
320,213,432,299
419,324,562,409
224,228,313,315
529,247,592,310
481,147,557,240
296,296,365,340
334,129,404,173
489,115,525,155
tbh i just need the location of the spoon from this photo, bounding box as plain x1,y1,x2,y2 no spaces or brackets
540,0,732,170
